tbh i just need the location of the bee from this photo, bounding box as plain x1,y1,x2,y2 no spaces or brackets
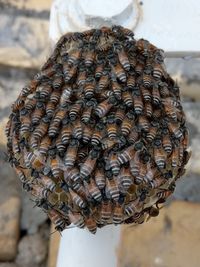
162,132,172,154
12,97,24,112
143,74,152,88
40,175,56,192
98,71,109,90
76,68,86,87
39,135,51,156
85,178,102,202
69,100,84,121
135,62,144,75
91,122,105,145
48,122,59,137
109,153,120,176
33,117,49,140
48,157,60,179
168,121,183,139
154,140,166,169
30,134,39,149
20,116,32,136
56,134,66,155
63,63,77,82
115,106,125,124
137,39,156,55
125,197,143,216
94,168,106,189
110,76,122,100
68,48,81,65
100,200,112,223
85,217,97,234
153,63,165,79
83,77,95,99
31,102,45,124
115,45,130,71
144,102,153,118
46,101,56,118
130,151,140,177
138,115,150,132
60,86,72,104
95,97,115,118
106,175,120,202
48,209,66,232
71,119,83,140
52,75,63,90
82,124,93,143
171,145,179,167
162,98,177,120
69,188,86,208
113,202,124,224
128,128,139,144
64,167,80,184
24,97,36,111
64,139,79,168
121,111,135,136
25,151,44,169
159,82,169,97
68,211,85,228
84,46,95,67
112,62,127,83
152,84,161,105
50,91,60,104
157,187,174,199
127,73,136,89
95,59,104,78
145,164,157,183
15,166,27,183
31,184,50,199
118,145,135,164
133,90,143,114
118,166,133,191
106,115,117,139
61,122,72,145
40,85,52,98
101,138,117,151
135,163,147,184
182,128,189,149
81,99,96,123
122,89,133,107
80,149,99,178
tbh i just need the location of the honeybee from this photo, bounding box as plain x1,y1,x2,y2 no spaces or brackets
40,85,52,98
152,84,161,105
15,166,27,183
31,102,45,124
98,72,109,90
118,145,135,164
20,116,32,137
95,59,104,78
162,98,177,120
162,133,172,154
133,90,143,114
113,202,123,224
168,121,182,139
72,120,83,140
61,122,72,145
125,197,143,216
12,97,24,112
128,128,139,144
33,117,49,140
153,63,165,79
100,200,112,224
50,91,60,105
84,178,102,202
60,86,72,105
64,167,80,184
85,217,97,234
144,102,153,118
118,166,133,191
49,157,62,178
135,62,144,75
76,68,86,87
69,188,86,209
127,73,136,89
68,48,81,65
115,45,130,71
143,73,152,88
84,46,95,67
46,101,56,118
159,82,169,97
171,145,179,167
56,134,66,155
154,142,166,169
130,150,140,177
112,63,127,83
52,75,63,90
148,175,165,189
121,111,135,136
111,77,122,99
106,115,117,139
114,106,125,124
106,175,120,202
68,211,85,228
80,149,99,178
40,175,56,192
25,151,44,169
64,139,79,168
109,153,120,176
91,122,105,145
135,163,147,184
94,168,106,190
138,115,150,132
31,184,50,199
95,98,114,118
69,100,84,121
122,90,133,107
48,209,66,232
182,128,189,149
63,63,77,82
84,77,95,99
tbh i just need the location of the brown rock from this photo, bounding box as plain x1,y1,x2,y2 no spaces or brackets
15,233,48,267
48,224,61,267
119,201,200,267
0,197,21,261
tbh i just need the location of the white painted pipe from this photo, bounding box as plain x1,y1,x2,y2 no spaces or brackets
56,226,121,267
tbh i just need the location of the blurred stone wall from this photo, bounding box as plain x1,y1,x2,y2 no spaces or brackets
0,1,200,267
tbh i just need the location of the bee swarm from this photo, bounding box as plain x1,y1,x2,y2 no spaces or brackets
6,26,190,234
